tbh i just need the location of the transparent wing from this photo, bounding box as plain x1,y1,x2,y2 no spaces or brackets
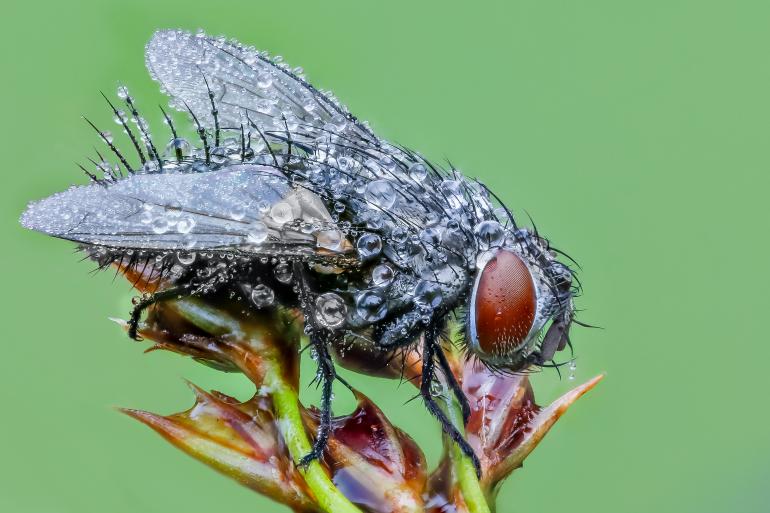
20,164,354,259
145,29,377,146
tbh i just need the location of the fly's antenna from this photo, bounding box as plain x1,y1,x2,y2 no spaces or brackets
572,319,601,329
123,93,163,172
100,92,146,165
84,116,133,174
201,74,220,147
183,101,210,165
159,105,183,163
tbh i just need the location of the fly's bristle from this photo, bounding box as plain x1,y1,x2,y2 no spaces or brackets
159,105,182,163
84,116,133,174
201,74,220,147
100,91,146,165
183,100,210,165
124,94,163,172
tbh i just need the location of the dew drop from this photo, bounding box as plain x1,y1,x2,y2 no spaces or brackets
413,281,442,310
274,262,293,284
176,251,196,265
151,217,169,234
246,222,268,245
176,217,196,234
364,179,397,209
165,138,191,158
229,204,246,221
270,202,294,225
474,220,504,249
391,226,409,244
409,162,427,182
356,233,382,261
116,85,130,100
355,290,387,322
257,71,273,88
251,284,275,308
371,264,394,287
314,293,347,328
317,229,344,251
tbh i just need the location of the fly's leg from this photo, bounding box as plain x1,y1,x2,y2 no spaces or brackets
127,286,187,340
300,333,336,467
380,313,471,425
435,343,471,425
422,323,482,477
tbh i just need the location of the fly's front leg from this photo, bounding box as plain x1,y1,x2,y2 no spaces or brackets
422,323,482,477
300,332,336,467
127,286,187,340
435,343,471,425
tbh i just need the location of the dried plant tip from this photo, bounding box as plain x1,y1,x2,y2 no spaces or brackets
122,383,315,511
485,373,604,487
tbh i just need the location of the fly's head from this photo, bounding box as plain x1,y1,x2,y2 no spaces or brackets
466,228,576,372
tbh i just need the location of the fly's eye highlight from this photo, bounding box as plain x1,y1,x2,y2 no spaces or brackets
469,249,537,358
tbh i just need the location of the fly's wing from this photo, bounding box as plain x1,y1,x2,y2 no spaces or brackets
20,164,354,262
143,30,449,230
145,30,378,149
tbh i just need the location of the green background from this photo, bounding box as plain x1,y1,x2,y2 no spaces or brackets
2,1,768,512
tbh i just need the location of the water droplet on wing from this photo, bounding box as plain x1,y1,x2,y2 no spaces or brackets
270,202,294,225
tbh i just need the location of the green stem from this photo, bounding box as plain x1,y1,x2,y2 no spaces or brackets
267,370,361,513
169,299,362,513
440,384,492,513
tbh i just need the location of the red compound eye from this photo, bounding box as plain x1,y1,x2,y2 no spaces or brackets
470,249,537,356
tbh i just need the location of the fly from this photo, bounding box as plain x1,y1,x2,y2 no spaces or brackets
20,30,583,476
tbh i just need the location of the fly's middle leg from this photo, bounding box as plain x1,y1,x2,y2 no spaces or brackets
435,342,471,425
300,332,337,467
421,322,482,477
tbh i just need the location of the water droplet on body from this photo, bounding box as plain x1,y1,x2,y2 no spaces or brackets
251,284,275,308
371,264,394,286
364,179,397,209
314,293,347,328
356,233,382,260
355,290,387,322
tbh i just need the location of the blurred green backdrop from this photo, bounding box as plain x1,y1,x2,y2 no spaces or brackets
2,1,768,512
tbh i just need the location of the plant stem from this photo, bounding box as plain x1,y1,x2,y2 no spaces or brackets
440,383,492,513
168,299,362,513
268,370,361,513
